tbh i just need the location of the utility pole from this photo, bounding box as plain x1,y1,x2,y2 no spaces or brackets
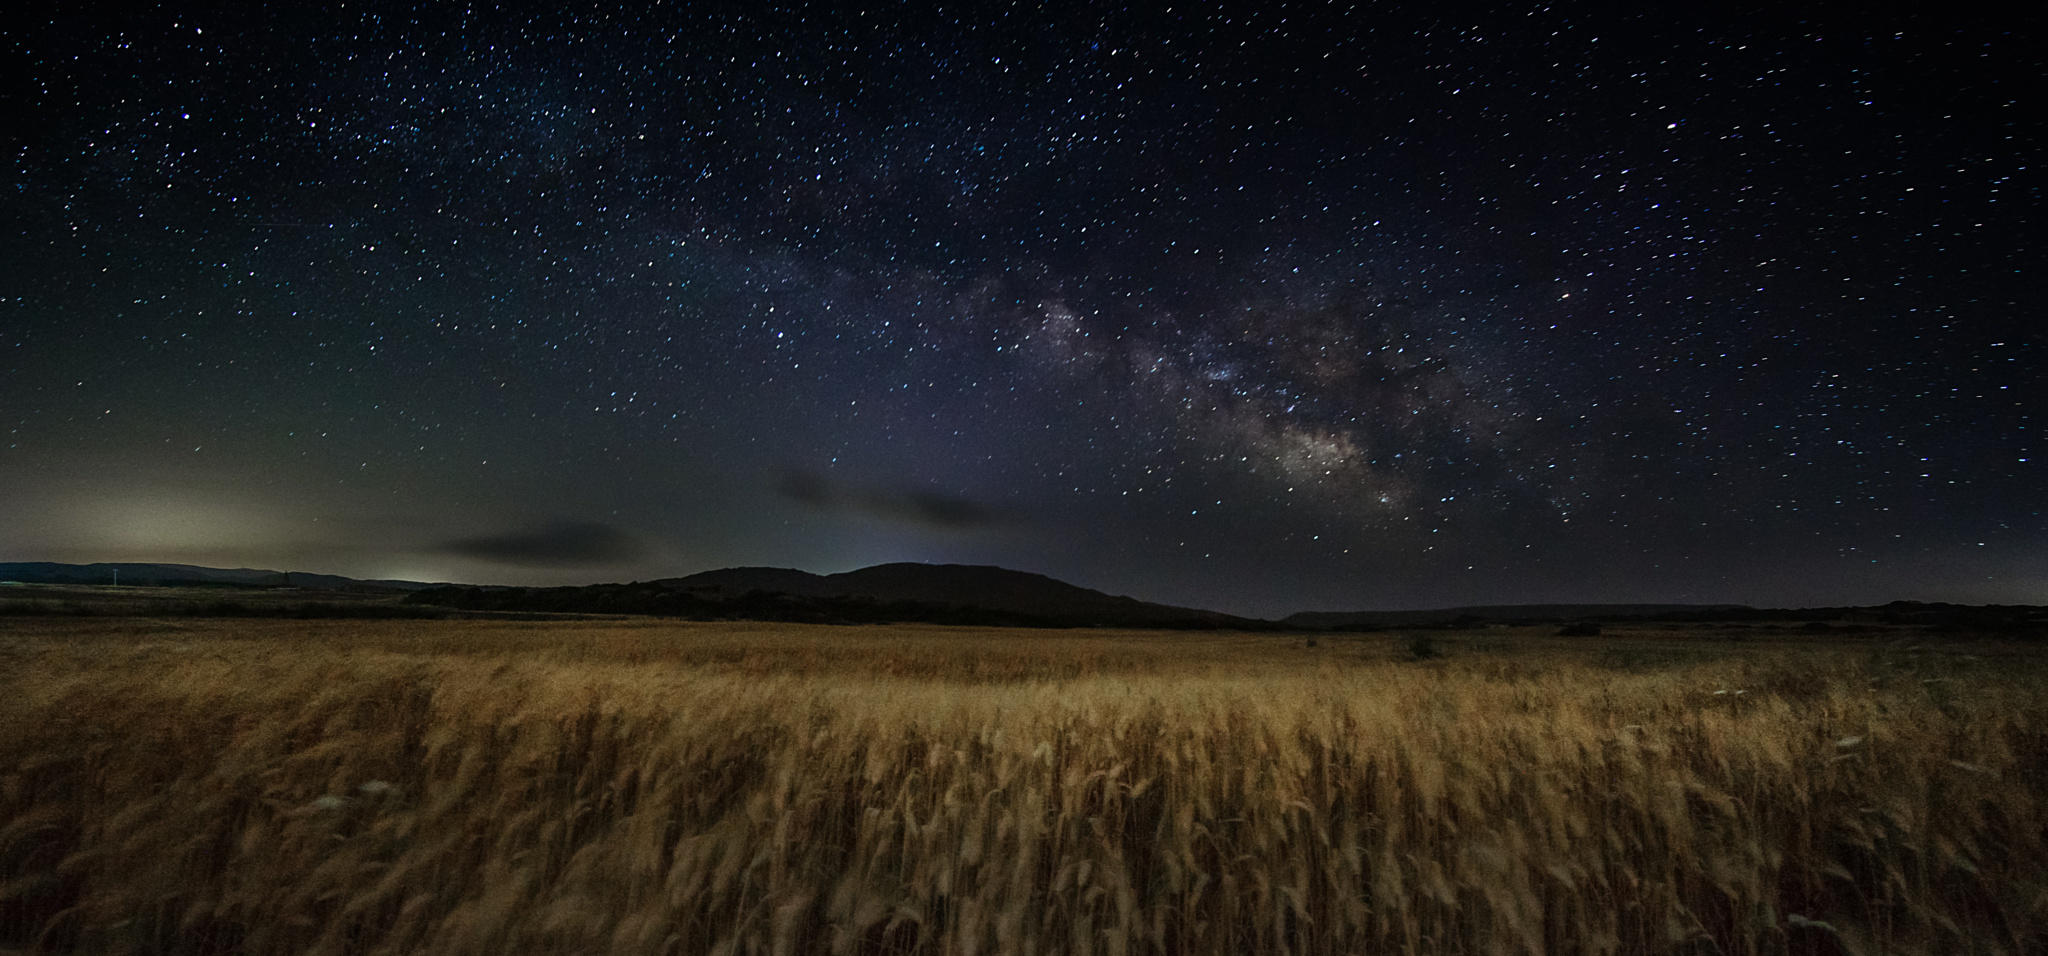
112,567,119,587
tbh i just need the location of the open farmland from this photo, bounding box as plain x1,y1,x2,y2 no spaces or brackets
1,618,2043,954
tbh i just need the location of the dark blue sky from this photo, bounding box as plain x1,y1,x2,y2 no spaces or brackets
4,3,2039,616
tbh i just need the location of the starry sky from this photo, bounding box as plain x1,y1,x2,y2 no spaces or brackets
3,3,2040,617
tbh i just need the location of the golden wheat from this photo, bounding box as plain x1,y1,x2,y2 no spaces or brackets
0,617,2042,954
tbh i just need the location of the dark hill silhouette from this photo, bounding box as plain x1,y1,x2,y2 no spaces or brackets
1285,600,2048,634
8,560,2040,634
415,562,1260,629
1285,603,1752,629
0,561,433,591
659,566,839,598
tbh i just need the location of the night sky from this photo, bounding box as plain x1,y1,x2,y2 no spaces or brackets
4,3,2040,617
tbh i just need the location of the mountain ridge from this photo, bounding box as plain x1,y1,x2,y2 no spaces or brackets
1284,603,1753,629
0,561,437,592
413,561,1259,629
7,560,2041,632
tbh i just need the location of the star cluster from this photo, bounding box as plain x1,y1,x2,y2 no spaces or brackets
3,3,2039,615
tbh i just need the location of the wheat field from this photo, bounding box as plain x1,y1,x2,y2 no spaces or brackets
1,617,2042,954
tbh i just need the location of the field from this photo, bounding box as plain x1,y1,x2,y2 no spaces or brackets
1,616,2043,954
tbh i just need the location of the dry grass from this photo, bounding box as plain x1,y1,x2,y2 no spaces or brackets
1,617,2043,954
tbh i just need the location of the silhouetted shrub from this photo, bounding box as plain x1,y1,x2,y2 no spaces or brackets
1557,622,1602,637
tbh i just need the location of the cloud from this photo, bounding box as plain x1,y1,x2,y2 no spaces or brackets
434,521,649,567
776,469,1007,529
775,469,834,506
891,490,1003,528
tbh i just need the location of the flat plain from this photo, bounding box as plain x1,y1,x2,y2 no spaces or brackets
2,613,2043,954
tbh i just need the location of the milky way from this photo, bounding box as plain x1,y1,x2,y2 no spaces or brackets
3,4,2039,615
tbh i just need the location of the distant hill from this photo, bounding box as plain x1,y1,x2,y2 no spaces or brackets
1286,600,2048,633
9,560,2041,634
411,562,1262,629
1285,603,1753,630
0,562,434,592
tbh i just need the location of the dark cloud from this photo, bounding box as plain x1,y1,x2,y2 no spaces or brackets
894,490,1001,528
775,469,834,506
776,469,1007,529
434,521,649,567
